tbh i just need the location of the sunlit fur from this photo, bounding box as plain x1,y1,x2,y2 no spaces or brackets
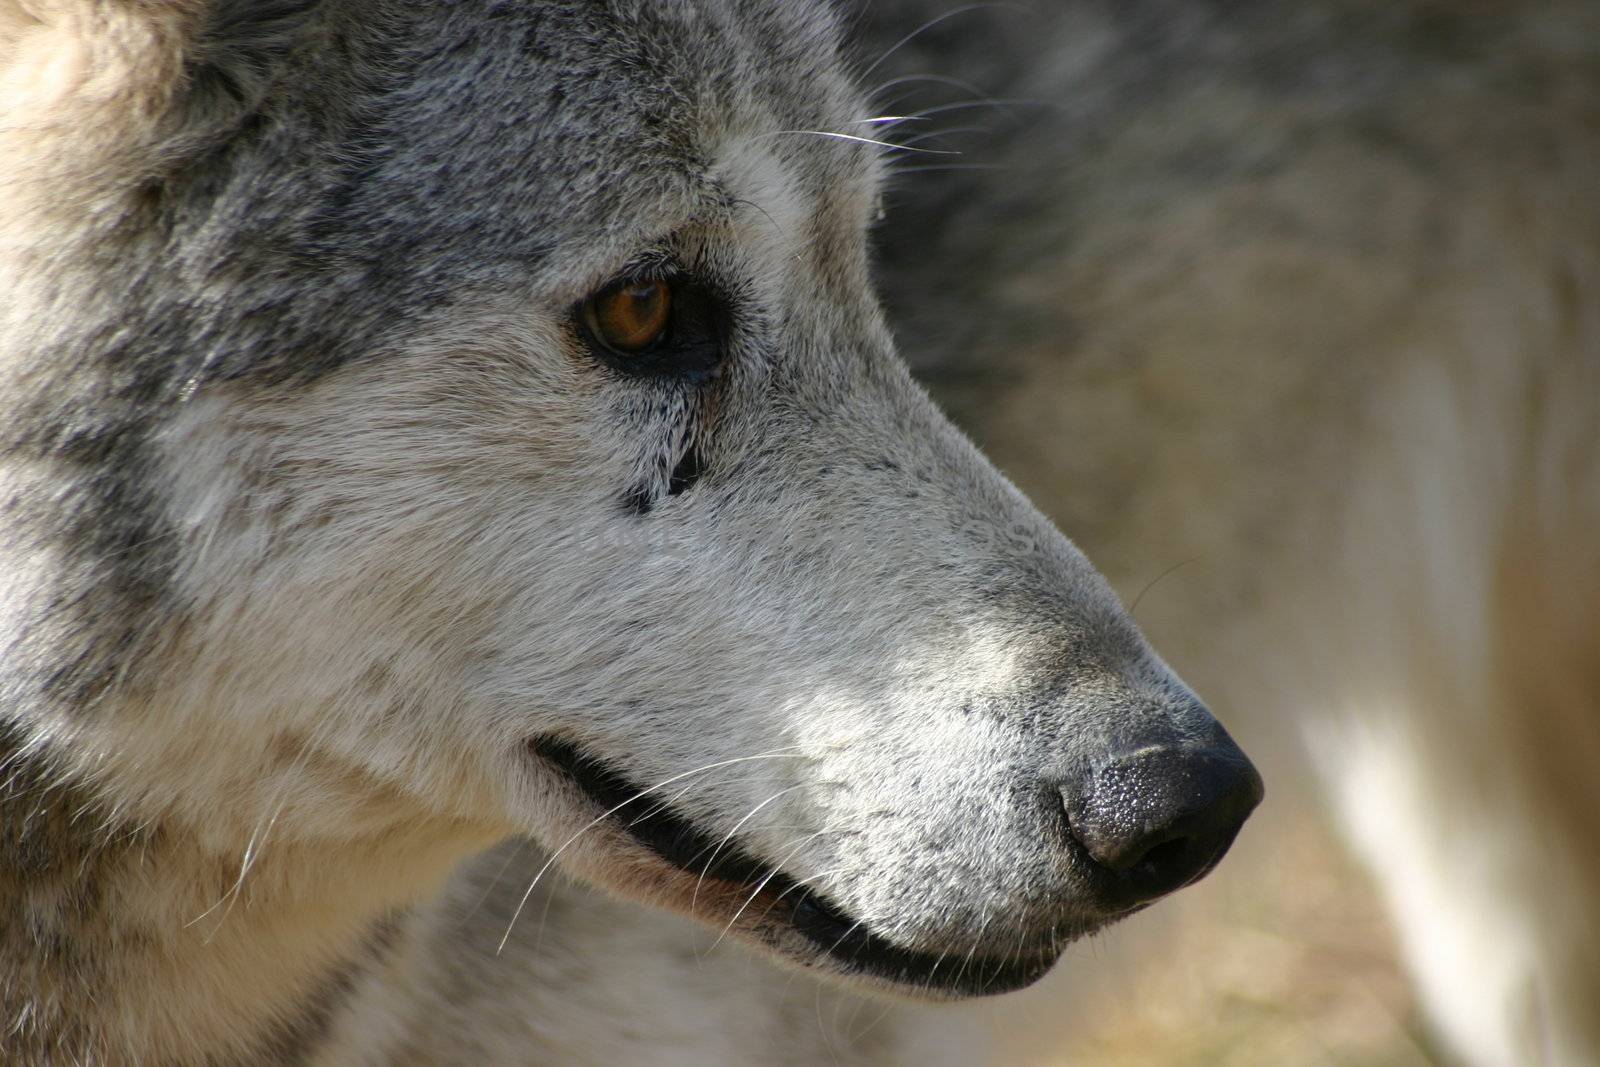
0,2,1254,1064
864,2,1600,1063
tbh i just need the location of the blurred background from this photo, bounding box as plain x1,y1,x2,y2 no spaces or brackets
854,3,1600,1064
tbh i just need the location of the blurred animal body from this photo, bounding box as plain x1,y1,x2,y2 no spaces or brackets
0,2,1262,1065
863,2,1600,1064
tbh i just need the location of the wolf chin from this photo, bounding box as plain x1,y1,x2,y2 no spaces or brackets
0,2,1263,1065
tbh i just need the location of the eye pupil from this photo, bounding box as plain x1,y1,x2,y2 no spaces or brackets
593,280,671,353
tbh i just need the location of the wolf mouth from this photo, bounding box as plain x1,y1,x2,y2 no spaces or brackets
530,736,1063,997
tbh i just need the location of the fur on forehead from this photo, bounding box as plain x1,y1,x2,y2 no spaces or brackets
2,0,874,382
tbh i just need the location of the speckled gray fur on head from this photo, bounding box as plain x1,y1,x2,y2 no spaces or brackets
0,2,1259,1064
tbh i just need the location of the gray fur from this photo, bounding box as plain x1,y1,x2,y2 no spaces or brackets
863,1,1600,1064
1,2,1255,1064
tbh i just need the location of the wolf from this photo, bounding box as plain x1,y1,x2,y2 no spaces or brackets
858,2,1600,1064
0,2,1262,1064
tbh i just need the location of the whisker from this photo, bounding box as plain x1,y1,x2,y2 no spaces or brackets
758,129,957,155
629,768,769,828
496,749,808,953
919,947,953,997
186,742,316,939
890,162,1009,176
1130,557,1199,615
814,979,839,1062
868,72,991,106
463,837,530,920
996,901,1036,991
824,917,867,959
691,783,809,915
709,829,838,950
950,909,994,992
751,864,850,924
842,115,924,126
896,124,991,148
728,195,808,265
845,983,898,1045
858,4,1027,79
895,97,1049,122
705,859,852,977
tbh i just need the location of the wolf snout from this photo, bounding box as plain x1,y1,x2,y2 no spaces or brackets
1059,732,1264,907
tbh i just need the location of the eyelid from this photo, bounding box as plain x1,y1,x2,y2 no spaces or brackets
589,247,677,295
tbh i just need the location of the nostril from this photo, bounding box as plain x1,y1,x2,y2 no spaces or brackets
1131,835,1191,876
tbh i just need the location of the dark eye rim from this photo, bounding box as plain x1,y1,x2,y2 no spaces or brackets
571,269,728,384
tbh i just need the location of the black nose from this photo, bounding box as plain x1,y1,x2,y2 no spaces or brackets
1061,734,1263,905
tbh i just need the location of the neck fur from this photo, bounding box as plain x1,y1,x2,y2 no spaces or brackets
0,725,497,1066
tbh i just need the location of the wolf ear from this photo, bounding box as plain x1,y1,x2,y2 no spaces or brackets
0,0,320,125
1,0,321,207
0,3,199,204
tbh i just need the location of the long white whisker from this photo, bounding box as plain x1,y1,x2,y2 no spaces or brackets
824,918,867,958
896,124,990,148
950,908,993,991
186,742,315,939
998,901,1036,991
463,837,529,920
754,864,849,920
696,851,846,968
815,979,838,1062
895,97,1047,122
709,829,837,950
758,130,957,155
921,947,953,994
858,4,1025,79
868,72,990,104
848,988,900,1044
496,749,807,953
890,162,1009,176
691,783,809,915
629,768,763,827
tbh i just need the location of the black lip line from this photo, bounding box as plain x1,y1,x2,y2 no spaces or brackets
529,736,1058,996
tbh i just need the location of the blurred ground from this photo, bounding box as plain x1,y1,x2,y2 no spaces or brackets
977,796,1450,1067
1066,811,1434,1066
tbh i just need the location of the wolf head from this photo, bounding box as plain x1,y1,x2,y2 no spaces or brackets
0,0,1259,997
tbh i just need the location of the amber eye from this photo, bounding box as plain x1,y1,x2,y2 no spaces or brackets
573,271,724,382
583,278,672,355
